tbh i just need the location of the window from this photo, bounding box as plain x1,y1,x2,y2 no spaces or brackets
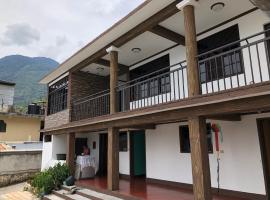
198,25,244,83
119,132,128,152
130,54,170,100
0,120,6,132
179,124,213,153
47,76,68,115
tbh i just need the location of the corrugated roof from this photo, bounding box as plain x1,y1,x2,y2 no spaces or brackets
0,80,16,86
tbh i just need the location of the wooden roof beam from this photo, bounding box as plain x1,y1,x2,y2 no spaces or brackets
95,58,129,75
150,25,185,45
71,1,181,72
250,0,270,16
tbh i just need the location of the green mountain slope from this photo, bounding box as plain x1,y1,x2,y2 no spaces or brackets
0,55,59,107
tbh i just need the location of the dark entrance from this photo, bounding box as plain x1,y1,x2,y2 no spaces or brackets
75,138,88,156
257,118,270,199
130,130,146,177
97,133,108,176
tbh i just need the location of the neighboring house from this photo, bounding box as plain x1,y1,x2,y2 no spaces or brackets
0,80,15,113
0,80,44,145
40,0,270,200
0,112,43,142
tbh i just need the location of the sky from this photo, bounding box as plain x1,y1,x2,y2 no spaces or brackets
0,0,144,63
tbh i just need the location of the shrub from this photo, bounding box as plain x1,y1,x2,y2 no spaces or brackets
30,163,70,197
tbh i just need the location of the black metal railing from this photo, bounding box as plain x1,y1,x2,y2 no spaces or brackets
71,30,270,121
197,29,270,94
71,90,110,121
116,61,187,112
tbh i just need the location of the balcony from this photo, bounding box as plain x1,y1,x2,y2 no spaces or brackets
71,30,270,122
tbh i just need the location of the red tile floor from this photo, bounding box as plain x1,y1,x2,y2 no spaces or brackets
77,176,249,200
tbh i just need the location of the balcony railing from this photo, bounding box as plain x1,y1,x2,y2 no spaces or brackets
198,29,270,94
71,30,270,121
116,61,187,112
71,90,110,121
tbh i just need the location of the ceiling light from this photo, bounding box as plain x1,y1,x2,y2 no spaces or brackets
211,2,225,12
131,48,141,53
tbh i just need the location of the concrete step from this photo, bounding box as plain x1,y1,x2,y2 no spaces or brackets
52,189,91,200
43,194,65,200
62,186,124,200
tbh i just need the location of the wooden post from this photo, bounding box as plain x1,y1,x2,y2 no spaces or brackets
189,117,212,200
183,5,200,97
107,127,119,191
179,2,212,200
66,132,75,176
106,46,120,191
107,46,119,114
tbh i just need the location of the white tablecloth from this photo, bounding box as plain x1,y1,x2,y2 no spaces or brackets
76,155,96,170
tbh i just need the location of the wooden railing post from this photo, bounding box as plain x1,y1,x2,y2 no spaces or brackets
106,46,120,191
178,1,212,200
66,132,75,176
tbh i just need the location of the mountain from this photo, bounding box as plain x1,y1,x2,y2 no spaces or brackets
0,55,59,107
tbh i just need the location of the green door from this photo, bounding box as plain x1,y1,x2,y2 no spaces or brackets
131,131,146,176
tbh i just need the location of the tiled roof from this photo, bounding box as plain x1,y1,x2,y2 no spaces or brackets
0,143,13,151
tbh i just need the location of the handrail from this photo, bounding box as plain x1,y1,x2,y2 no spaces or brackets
197,28,270,58
73,89,110,104
198,35,270,63
116,60,187,89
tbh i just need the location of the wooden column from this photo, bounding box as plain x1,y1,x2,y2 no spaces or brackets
107,46,119,114
189,117,212,200
107,46,120,191
181,3,212,200
183,5,200,97
107,127,119,191
66,132,75,176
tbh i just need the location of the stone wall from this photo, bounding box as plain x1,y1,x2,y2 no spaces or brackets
44,109,70,129
70,71,110,121
70,71,109,102
0,150,42,187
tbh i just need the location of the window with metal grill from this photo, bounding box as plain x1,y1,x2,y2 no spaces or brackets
198,24,244,83
47,76,68,115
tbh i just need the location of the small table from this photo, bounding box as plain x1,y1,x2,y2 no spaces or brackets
76,155,96,171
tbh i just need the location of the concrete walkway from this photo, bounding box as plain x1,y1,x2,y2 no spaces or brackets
0,182,37,200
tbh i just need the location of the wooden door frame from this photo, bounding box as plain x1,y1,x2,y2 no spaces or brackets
257,118,270,199
129,132,135,177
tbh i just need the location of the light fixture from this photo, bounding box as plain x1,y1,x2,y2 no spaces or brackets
131,48,141,53
211,2,225,12
96,66,104,75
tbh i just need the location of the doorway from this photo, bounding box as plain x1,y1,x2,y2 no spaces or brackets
257,118,270,199
97,133,107,176
130,130,146,177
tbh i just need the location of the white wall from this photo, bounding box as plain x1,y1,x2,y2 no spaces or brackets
146,113,269,195
52,134,67,160
119,133,130,175
0,84,15,112
41,140,52,170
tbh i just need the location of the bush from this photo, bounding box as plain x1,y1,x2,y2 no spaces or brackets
30,163,70,197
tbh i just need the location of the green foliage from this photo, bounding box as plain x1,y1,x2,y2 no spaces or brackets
0,55,58,108
47,163,70,189
30,163,70,197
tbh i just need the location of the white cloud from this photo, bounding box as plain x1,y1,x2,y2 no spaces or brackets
0,23,40,46
0,0,144,62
